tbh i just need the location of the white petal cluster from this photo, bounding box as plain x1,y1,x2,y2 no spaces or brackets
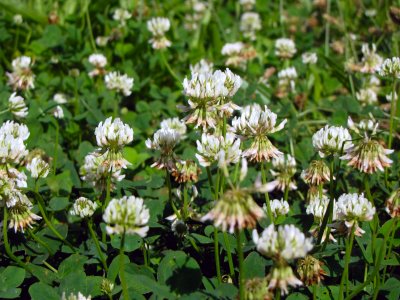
184,0,207,31
190,59,213,75
103,196,150,237
113,8,131,26
104,72,134,96
302,52,318,64
278,67,297,91
27,157,50,178
253,224,313,260
195,133,241,167
88,54,107,68
239,0,255,10
360,43,383,73
13,14,23,25
52,105,64,119
146,128,181,169
70,197,98,218
378,57,400,77
0,121,29,164
347,116,379,136
53,93,68,104
62,292,92,300
356,88,378,105
386,92,398,102
95,117,133,149
275,38,297,59
266,154,297,192
269,199,290,217
147,17,171,49
312,125,353,158
240,12,261,40
306,195,334,221
8,93,28,118
160,117,187,136
336,193,375,227
221,42,245,56
6,56,35,91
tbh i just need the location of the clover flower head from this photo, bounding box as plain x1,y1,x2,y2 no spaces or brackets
104,72,134,96
6,56,35,91
360,43,383,73
385,189,400,218
302,52,318,64
240,12,261,40
70,197,98,218
113,8,131,26
239,0,256,10
27,157,50,178
53,93,68,104
146,128,181,170
8,93,28,118
160,117,187,137
378,57,400,77
103,195,150,237
8,200,41,233
268,198,290,217
61,292,92,300
312,125,353,158
190,59,214,75
147,17,171,49
95,117,133,150
356,88,378,106
301,160,331,186
0,121,29,164
275,38,297,59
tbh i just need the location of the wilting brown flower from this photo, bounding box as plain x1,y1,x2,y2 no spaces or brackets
297,255,327,286
386,189,400,218
171,160,201,183
301,160,331,186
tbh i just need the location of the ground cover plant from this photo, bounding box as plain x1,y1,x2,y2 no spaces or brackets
0,0,399,299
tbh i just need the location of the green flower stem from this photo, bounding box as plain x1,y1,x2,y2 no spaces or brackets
85,9,96,52
159,51,182,88
235,229,245,300
206,166,216,198
119,231,129,300
345,218,393,300
313,284,317,300
388,78,397,149
364,175,377,262
165,169,180,219
214,227,222,283
183,183,189,220
142,242,149,267
339,225,355,300
2,207,32,273
261,162,274,224
223,231,235,280
382,218,398,281
27,228,54,255
52,120,59,174
284,186,289,201
33,191,76,252
0,108,9,115
276,289,281,300
113,93,120,118
324,0,331,57
317,158,334,245
104,171,112,212
43,261,58,273
88,219,108,272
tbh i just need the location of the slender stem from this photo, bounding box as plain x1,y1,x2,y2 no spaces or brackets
159,51,182,87
85,9,97,52
235,229,245,300
223,232,235,280
214,227,222,283
261,162,273,223
388,78,397,149
364,175,377,262
339,225,355,300
104,171,112,212
88,219,108,272
113,93,120,118
284,186,289,201
206,166,216,198
318,158,334,245
165,169,180,218
183,183,188,220
34,192,76,252
119,230,129,300
324,0,331,57
53,120,59,174
2,208,32,272
43,261,58,273
142,242,148,267
27,228,54,255
382,219,398,280
0,109,10,115
313,284,317,300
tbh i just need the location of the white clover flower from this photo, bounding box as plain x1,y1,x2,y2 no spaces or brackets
13,14,23,25
278,67,297,91
221,42,245,56
27,157,50,178
378,57,400,77
95,117,134,149
253,224,313,260
360,43,383,73
80,151,125,191
0,121,29,164
70,197,98,218
268,199,290,217
184,0,207,31
275,38,297,59
96,36,110,47
306,195,334,221
347,116,379,136
312,125,353,158
266,154,297,192
61,292,92,300
147,17,171,49
386,92,398,102
365,9,376,17
302,52,318,64
104,72,134,96
190,59,214,75
239,0,255,10
233,104,286,162
341,138,393,173
336,193,375,234
356,88,378,106
181,69,242,129
8,93,28,118
88,53,107,77
160,117,187,137
52,105,64,119
103,196,150,237
195,132,241,167
113,8,131,26
6,167,27,188
240,12,261,40
53,93,68,104
6,56,35,91
8,200,41,233
146,128,181,170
